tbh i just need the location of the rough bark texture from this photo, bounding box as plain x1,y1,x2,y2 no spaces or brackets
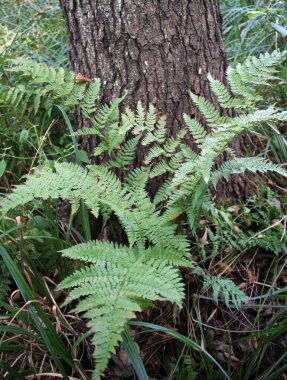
60,0,246,196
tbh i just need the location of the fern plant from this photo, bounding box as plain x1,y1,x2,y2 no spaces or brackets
160,50,287,229
0,57,102,117
202,275,249,308
1,51,287,379
59,242,189,379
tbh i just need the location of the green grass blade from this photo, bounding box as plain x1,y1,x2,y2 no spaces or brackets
0,241,72,379
0,325,42,342
129,321,231,380
56,105,92,241
122,329,149,380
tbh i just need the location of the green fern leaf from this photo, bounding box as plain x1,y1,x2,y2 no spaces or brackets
212,157,287,188
105,136,140,169
183,114,207,147
80,79,101,117
202,275,249,308
59,241,187,379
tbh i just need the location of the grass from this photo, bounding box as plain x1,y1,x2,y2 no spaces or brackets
0,0,68,68
221,0,287,62
0,0,72,185
221,0,287,170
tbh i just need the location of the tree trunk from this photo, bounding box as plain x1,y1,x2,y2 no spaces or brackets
60,0,246,196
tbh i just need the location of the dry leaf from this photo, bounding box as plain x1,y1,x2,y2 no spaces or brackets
200,229,208,245
75,73,92,84
246,269,256,284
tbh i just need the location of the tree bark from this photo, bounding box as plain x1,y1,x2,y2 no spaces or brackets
60,0,246,196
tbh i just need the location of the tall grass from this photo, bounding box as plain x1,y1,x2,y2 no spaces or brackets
0,0,68,68
221,0,287,63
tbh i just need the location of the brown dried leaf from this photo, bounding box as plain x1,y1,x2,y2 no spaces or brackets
246,269,256,284
75,73,92,84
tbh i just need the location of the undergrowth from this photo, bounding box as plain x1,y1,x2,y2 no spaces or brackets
0,50,287,379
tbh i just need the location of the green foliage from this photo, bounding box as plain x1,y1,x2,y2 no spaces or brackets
0,258,10,300
165,50,287,228
1,51,287,378
171,354,198,380
211,157,287,188
59,241,189,379
0,0,68,67
202,275,249,308
221,1,287,171
0,58,96,117
221,0,287,61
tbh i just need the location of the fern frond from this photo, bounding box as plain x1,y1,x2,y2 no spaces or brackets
186,182,210,229
142,115,167,146
202,275,249,308
145,104,157,131
207,74,250,109
64,82,86,106
144,146,164,165
171,161,197,187
224,146,237,159
163,130,186,157
105,137,140,169
142,131,157,146
153,179,173,205
133,101,146,135
92,98,122,129
80,79,101,117
211,157,287,188
73,127,103,138
154,116,167,143
149,160,170,178
129,187,190,254
196,107,287,183
126,167,149,191
180,145,198,161
183,114,207,147
169,152,184,171
3,58,95,114
227,68,262,102
224,52,285,106
190,93,225,127
235,50,284,85
59,241,186,379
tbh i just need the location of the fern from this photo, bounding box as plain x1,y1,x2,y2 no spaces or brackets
207,74,252,109
153,179,173,205
0,162,190,253
0,163,191,379
105,136,140,169
211,157,287,187
189,93,227,128
132,102,150,135
80,79,101,117
2,50,287,379
202,275,249,308
59,241,190,379
0,57,107,121
141,115,166,145
183,114,207,147
144,145,164,165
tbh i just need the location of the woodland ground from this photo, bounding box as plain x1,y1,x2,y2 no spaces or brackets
0,1,287,379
